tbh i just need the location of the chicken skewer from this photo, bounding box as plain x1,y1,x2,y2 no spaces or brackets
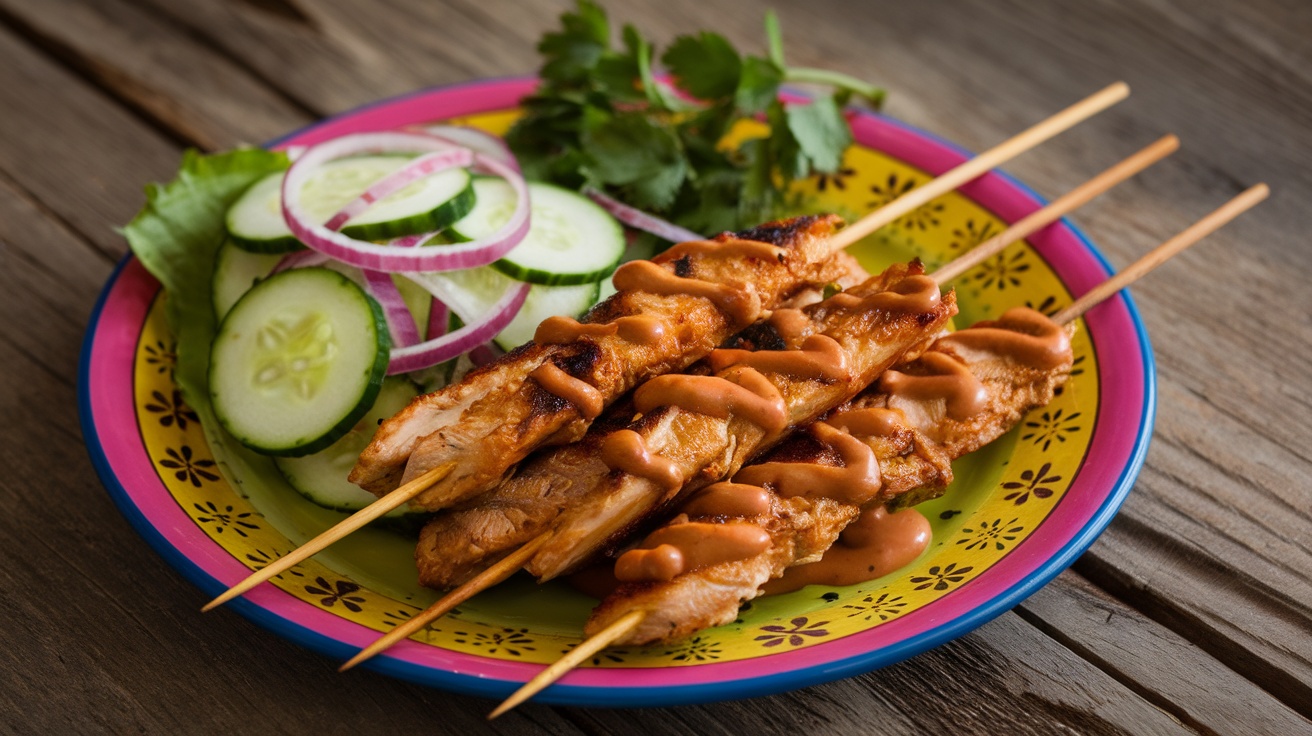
490,183,1269,718
340,134,1177,669
205,82,1128,612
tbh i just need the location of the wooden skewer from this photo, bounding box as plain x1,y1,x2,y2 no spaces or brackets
931,134,1178,284
1053,183,1269,324
825,81,1130,253
338,532,553,671
487,610,646,720
486,183,1269,718
201,461,457,612
337,134,1176,666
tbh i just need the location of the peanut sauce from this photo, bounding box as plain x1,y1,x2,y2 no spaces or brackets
634,366,788,435
529,362,603,419
614,521,773,582
761,506,932,594
707,334,851,381
826,407,905,439
533,314,668,346
683,482,774,518
600,429,683,492
663,238,786,262
767,308,811,342
612,259,762,328
938,307,1071,369
880,352,988,420
733,422,883,506
827,274,941,314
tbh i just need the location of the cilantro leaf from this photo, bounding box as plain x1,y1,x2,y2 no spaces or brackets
786,95,852,173
509,1,883,247
538,0,609,82
663,32,742,101
736,56,784,115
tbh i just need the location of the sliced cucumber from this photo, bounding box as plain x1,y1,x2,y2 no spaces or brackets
419,266,601,351
210,267,390,456
449,179,624,286
212,239,283,320
226,156,474,253
274,376,420,515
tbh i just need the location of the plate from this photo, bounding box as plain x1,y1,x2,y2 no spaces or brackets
80,78,1154,707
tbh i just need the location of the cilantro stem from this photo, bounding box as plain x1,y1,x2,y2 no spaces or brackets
764,10,786,68
784,67,886,108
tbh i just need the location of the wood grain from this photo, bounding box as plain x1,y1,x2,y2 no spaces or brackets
0,0,1308,732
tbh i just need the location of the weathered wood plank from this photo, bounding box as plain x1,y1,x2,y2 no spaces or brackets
1017,571,1311,735
0,0,312,149
0,21,181,255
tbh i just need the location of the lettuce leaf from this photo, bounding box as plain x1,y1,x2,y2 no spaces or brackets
123,147,289,493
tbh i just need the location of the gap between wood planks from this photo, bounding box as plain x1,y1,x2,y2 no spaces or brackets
0,2,202,150
0,168,119,267
1075,541,1312,721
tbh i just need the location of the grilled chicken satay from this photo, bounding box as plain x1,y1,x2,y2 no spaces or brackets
510,261,956,581
351,216,857,510
587,308,1073,645
415,257,873,590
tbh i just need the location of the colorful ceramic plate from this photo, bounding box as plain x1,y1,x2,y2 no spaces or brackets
80,78,1153,707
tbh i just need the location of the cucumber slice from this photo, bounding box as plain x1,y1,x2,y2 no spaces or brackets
419,266,602,351
212,239,283,320
210,267,390,456
226,156,474,253
449,179,624,286
274,377,420,515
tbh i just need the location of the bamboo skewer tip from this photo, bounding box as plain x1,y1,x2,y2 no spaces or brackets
338,532,553,672
201,461,457,613
489,610,647,720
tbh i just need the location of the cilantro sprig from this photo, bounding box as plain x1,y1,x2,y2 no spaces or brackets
506,1,884,239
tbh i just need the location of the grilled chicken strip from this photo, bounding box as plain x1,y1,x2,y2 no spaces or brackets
523,261,957,581
587,307,1074,645
352,216,855,510
415,256,873,590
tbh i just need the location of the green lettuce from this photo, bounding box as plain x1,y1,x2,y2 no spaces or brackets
123,148,289,494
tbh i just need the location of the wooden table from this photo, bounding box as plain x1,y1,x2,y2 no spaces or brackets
1,0,1308,732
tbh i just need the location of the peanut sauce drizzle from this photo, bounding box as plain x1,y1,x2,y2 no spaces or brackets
767,308,811,342
611,259,762,328
879,352,988,420
826,406,905,439
529,363,603,419
761,506,932,595
599,430,683,493
733,422,883,507
707,334,851,381
614,521,773,582
633,366,789,435
683,482,774,518
938,307,1071,369
663,238,786,262
827,274,941,314
533,314,667,346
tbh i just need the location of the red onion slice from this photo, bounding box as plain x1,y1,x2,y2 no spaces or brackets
426,297,450,340
271,249,331,274
323,148,472,231
420,125,519,172
281,131,530,273
362,269,421,348
388,277,529,374
584,187,703,243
